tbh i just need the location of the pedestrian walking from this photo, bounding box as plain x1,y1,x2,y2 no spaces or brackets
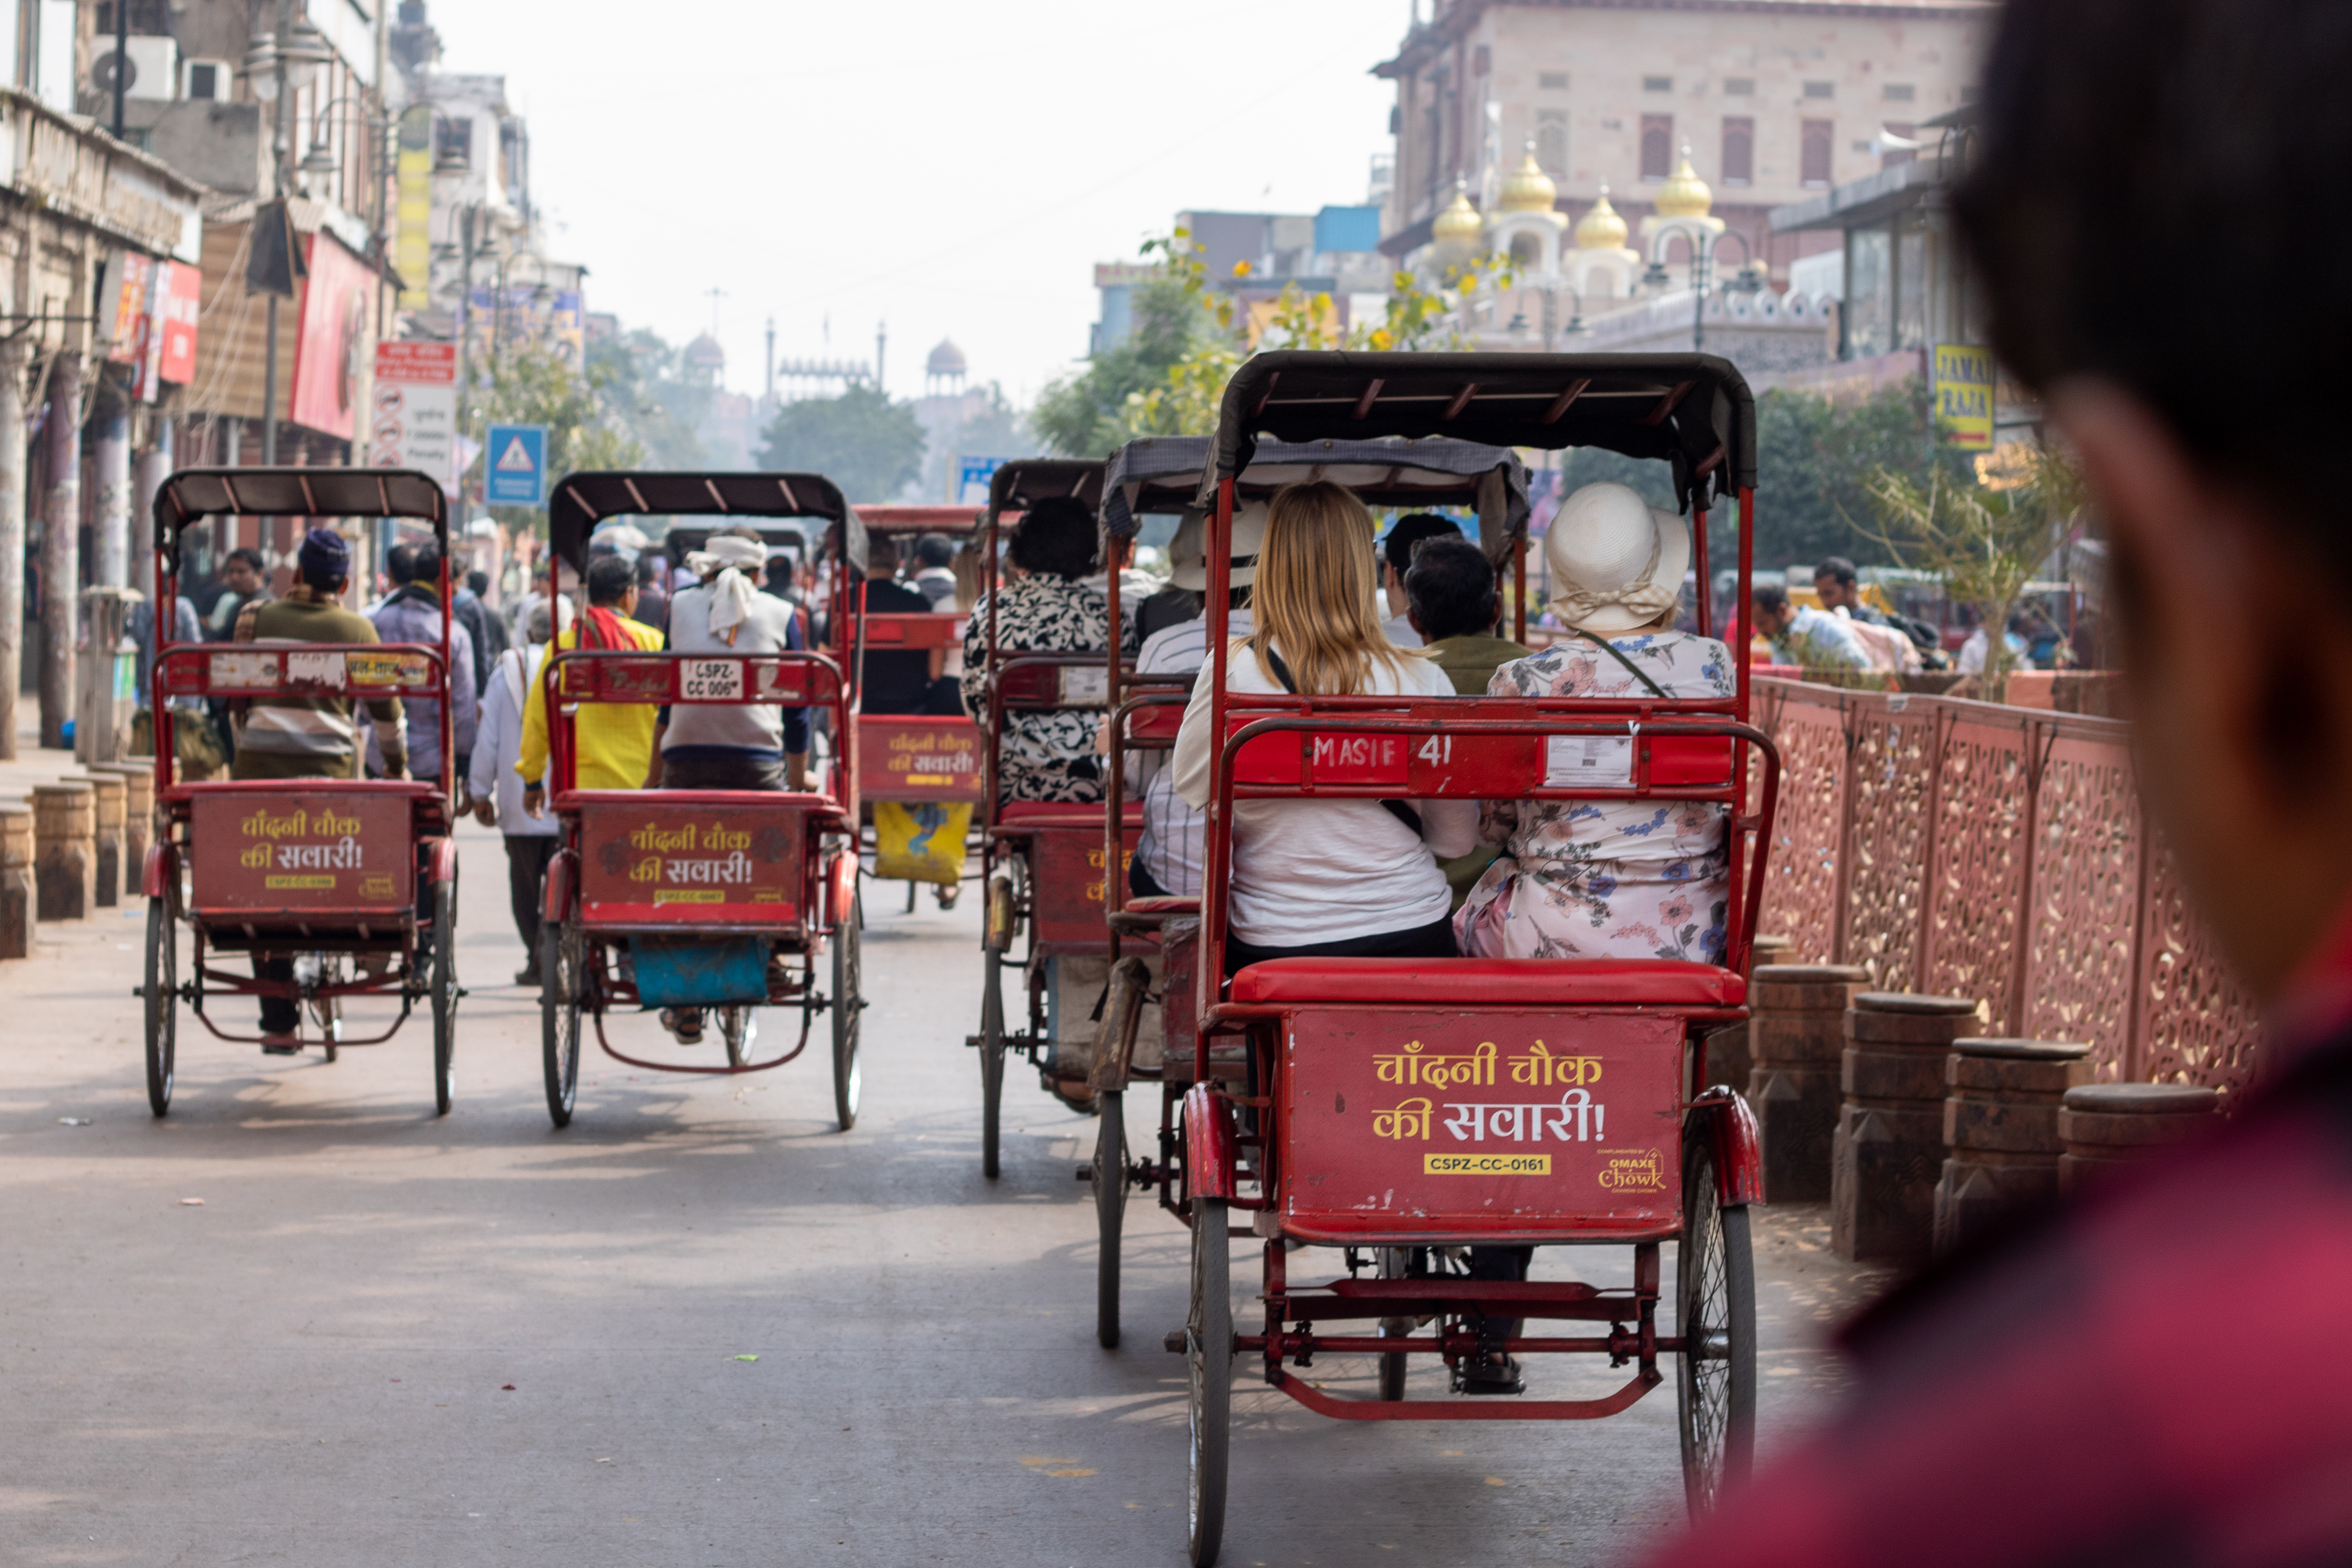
367,543,478,791
469,596,570,987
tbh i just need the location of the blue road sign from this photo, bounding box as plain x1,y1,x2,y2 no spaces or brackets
485,423,548,507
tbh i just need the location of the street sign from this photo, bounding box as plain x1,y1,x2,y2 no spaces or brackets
369,343,458,497
956,454,1008,506
485,423,549,508
1932,344,1995,450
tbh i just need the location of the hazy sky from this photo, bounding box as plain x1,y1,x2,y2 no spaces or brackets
439,0,1409,410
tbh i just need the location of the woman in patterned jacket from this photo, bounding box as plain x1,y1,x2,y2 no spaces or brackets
1456,483,1736,965
958,496,1138,803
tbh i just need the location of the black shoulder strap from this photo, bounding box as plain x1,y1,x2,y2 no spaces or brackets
1263,645,1425,838
1574,629,1671,699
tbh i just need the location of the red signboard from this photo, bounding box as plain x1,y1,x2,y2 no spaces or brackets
859,717,983,803
578,802,805,928
157,260,200,386
189,793,415,917
1276,1009,1685,1242
290,232,376,440
1030,824,1142,948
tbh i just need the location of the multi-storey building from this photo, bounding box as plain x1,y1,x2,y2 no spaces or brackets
1376,0,1989,280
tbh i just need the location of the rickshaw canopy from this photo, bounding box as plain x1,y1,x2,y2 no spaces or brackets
983,459,1104,526
153,467,448,570
1103,434,1530,565
548,470,862,577
1207,351,1756,515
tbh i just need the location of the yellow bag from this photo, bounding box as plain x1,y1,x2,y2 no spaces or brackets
873,800,970,886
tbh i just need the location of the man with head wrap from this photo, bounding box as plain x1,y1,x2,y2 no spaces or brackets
230,528,410,1049
471,595,572,986
648,526,810,793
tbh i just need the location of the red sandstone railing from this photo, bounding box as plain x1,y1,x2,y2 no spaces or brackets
1749,676,2263,1095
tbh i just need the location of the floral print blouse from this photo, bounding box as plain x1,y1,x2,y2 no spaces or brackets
958,573,1140,804
1455,631,1737,964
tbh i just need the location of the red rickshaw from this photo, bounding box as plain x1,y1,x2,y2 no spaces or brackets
1156,353,1778,1565
533,471,866,1130
848,504,984,913
968,459,1127,1179
1084,432,1536,1351
140,468,463,1116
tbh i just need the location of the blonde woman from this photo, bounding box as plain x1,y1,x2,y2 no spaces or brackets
1171,480,1477,972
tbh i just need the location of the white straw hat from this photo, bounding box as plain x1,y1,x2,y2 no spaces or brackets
1544,483,1690,634
1167,501,1269,591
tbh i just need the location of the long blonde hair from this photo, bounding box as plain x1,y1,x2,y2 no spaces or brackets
1244,480,1411,695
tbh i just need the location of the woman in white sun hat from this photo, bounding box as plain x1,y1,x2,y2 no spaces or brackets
1455,481,1737,965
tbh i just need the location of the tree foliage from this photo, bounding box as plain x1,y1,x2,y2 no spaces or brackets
756,382,927,503
1750,381,1981,568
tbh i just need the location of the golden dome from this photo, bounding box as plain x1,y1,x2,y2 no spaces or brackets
1654,146,1712,219
1430,183,1485,248
1497,144,1558,214
1574,184,1628,250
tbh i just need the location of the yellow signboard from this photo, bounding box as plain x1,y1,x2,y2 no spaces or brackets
1933,343,1996,450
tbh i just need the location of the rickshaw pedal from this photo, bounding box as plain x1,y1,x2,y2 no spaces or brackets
1163,1330,1187,1354
1076,1164,1093,1182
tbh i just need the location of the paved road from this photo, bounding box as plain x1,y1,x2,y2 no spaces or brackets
0,819,1884,1567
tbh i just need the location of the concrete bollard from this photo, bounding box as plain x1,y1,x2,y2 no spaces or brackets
92,762,153,898
1745,963,1868,1203
1932,1038,2092,1255
32,782,96,922
1832,991,1985,1264
1705,935,1796,1090
68,772,127,909
0,803,31,958
2058,1083,2222,1194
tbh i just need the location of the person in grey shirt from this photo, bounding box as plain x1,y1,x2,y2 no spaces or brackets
647,526,810,793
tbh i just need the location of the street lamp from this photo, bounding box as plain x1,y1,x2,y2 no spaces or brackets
1643,226,1766,353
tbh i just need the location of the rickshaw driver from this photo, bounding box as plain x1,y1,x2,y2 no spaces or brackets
518,555,665,816
644,527,811,793
228,527,410,1050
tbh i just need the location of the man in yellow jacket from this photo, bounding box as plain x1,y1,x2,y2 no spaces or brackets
519,555,664,810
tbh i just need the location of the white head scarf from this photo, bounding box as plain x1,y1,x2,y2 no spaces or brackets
683,535,768,643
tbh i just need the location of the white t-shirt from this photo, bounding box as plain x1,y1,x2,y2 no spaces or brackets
1172,638,1476,946
1382,611,1423,649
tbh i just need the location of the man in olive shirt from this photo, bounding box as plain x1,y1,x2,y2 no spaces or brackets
231,529,408,1048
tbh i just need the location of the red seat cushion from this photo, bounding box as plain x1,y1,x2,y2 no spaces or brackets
997,801,1145,828
1122,896,1198,916
1227,957,1745,1008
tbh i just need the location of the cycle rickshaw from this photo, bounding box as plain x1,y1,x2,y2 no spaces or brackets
1081,432,1538,1349
140,468,463,1116
967,458,1130,1179
850,504,985,914
1154,353,1777,1565
534,471,866,1130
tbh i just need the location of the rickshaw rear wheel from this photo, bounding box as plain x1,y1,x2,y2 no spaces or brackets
541,922,582,1128
1187,1195,1231,1568
143,882,177,1117
720,1005,758,1069
1676,1134,1756,1517
831,887,862,1131
430,875,458,1117
1095,1089,1125,1349
979,946,1005,1178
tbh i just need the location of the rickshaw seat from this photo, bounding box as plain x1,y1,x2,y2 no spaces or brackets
1122,896,1196,917
996,801,1145,828
1227,956,1745,1009
159,777,440,805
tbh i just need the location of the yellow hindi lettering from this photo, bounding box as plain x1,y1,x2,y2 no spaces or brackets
1370,1097,1434,1141
1511,1042,1603,1087
629,856,662,884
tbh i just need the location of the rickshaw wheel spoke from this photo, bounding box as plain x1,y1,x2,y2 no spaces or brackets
832,888,862,1131
144,881,177,1117
979,947,1005,1178
541,923,582,1128
1095,1089,1125,1349
1187,1195,1231,1567
430,873,458,1117
1676,1136,1756,1516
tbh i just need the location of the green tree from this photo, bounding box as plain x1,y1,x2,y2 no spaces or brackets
920,380,1034,501
469,344,645,536
1750,381,1979,569
1034,236,1224,457
757,383,926,503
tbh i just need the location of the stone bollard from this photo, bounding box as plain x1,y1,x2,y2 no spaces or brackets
0,803,31,958
68,772,127,909
2058,1083,2223,1193
1705,935,1796,1089
1832,991,1985,1264
92,762,153,899
1745,964,1868,1202
1932,1038,2092,1255
32,782,96,922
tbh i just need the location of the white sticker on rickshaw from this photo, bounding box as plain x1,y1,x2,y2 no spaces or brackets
1057,666,1111,706
680,659,744,700
285,651,348,686
208,652,280,689
1544,734,1634,787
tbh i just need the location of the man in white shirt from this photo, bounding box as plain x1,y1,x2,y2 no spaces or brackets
469,597,570,986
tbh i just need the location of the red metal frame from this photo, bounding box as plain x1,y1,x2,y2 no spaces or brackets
146,468,456,1048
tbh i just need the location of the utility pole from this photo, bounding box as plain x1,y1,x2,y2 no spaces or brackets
764,317,775,401
874,320,886,396
261,0,294,467
109,0,129,139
